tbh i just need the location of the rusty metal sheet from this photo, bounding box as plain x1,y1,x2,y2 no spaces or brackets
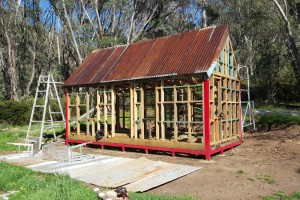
91,46,127,84
63,24,228,86
126,164,200,192
12,153,201,192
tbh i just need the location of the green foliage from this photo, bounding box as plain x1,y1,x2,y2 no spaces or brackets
0,161,97,200
0,99,32,126
128,192,196,200
256,174,276,185
263,191,300,200
0,98,65,126
257,114,300,131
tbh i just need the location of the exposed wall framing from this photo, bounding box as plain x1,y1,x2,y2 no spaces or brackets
65,37,242,160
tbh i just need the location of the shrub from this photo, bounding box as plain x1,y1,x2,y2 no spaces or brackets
0,98,65,126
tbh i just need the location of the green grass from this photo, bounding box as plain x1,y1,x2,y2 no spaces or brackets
236,170,245,175
257,114,300,131
0,161,97,200
263,191,300,200
128,192,196,200
0,161,196,200
256,174,276,185
0,124,59,153
0,129,26,152
255,102,300,112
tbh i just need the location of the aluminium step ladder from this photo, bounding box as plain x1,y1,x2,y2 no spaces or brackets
26,73,65,151
239,65,256,132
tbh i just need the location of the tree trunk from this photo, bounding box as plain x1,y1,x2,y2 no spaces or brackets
26,50,36,96
202,0,207,28
4,28,19,101
95,0,104,38
273,0,300,79
62,0,83,64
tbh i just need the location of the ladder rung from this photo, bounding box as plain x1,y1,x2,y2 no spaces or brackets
35,105,45,108
31,120,42,123
50,112,62,114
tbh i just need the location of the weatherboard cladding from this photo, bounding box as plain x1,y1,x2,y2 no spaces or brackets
63,24,229,87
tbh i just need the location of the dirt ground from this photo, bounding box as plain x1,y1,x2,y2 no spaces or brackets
82,125,300,200
4,125,300,200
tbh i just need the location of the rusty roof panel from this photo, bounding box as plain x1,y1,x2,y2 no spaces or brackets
72,48,117,86
91,46,127,84
63,50,99,87
104,40,156,81
64,24,229,87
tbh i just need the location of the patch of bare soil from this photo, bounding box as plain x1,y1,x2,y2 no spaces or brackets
4,125,299,199
88,125,300,200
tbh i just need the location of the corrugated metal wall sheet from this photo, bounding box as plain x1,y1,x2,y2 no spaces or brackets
26,156,200,192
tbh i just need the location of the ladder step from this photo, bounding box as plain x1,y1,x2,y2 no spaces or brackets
35,105,45,108
31,120,42,123
50,112,62,114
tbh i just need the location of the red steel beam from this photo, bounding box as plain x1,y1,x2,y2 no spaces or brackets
203,80,211,160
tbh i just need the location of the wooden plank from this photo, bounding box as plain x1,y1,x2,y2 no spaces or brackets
160,80,165,141
187,85,192,142
217,75,222,142
155,84,160,141
104,86,108,138
76,90,80,135
130,84,134,139
116,90,120,130
140,84,145,139
122,92,126,128
111,85,116,137
86,89,90,136
96,87,101,132
133,83,138,139
173,84,178,142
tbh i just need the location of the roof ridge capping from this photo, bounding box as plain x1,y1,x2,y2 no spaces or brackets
130,24,221,46
91,44,128,53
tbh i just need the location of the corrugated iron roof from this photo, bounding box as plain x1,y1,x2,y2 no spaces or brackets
64,24,229,87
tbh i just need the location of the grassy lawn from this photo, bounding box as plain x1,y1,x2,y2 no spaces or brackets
263,191,300,200
0,161,195,200
0,161,97,200
256,114,300,131
0,125,195,200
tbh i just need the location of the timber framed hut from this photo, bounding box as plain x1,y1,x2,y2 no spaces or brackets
63,24,242,160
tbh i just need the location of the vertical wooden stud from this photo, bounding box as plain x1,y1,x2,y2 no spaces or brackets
140,84,145,139
187,84,192,142
155,83,160,141
86,88,90,136
116,90,120,130
76,89,80,135
173,84,178,142
104,85,108,138
160,80,165,141
111,85,116,137
130,84,134,139
96,87,101,131
133,83,138,139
